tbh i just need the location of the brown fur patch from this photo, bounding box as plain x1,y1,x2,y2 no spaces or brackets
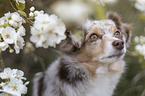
76,50,98,78
123,24,132,44
86,28,104,40
107,12,122,29
83,62,98,78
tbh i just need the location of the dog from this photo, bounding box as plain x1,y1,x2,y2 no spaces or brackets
33,12,131,96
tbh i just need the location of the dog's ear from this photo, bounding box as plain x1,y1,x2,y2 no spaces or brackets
60,29,84,53
65,29,84,48
107,12,132,46
123,24,132,46
107,12,122,30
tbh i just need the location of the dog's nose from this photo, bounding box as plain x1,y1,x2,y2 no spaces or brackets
112,40,124,50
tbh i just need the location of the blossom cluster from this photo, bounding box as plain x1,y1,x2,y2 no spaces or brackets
29,7,66,48
103,0,118,3
0,68,29,96
134,0,145,15
15,0,25,5
91,0,118,5
51,1,92,25
134,36,145,58
0,12,26,54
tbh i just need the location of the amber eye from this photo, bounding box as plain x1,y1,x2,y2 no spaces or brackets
90,34,98,40
114,31,121,38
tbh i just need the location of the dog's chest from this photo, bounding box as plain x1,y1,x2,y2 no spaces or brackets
85,69,122,96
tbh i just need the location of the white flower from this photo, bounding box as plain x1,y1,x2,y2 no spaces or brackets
29,12,34,17
0,93,11,96
0,17,8,26
34,14,50,24
14,35,25,54
134,36,139,43
0,68,25,79
135,44,142,52
30,6,35,11
135,0,145,13
0,18,5,26
135,44,145,58
4,12,11,19
9,20,15,25
11,12,25,23
34,11,44,16
15,70,25,80
103,0,118,4
17,26,26,36
0,68,17,79
2,78,27,96
51,1,92,25
2,17,9,24
11,12,22,22
134,36,145,44
0,68,29,96
30,27,45,48
0,82,6,87
0,27,4,34
1,26,17,44
15,0,25,4
9,20,18,27
30,13,66,48
139,36,145,44
39,10,44,14
24,81,29,85
1,12,25,28
0,12,26,54
0,42,9,51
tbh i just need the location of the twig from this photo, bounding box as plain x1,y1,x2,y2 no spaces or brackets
0,52,5,72
9,0,34,26
9,0,17,12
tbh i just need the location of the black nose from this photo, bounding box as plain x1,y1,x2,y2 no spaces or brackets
112,40,124,50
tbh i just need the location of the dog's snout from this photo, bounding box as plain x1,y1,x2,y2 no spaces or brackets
112,40,124,50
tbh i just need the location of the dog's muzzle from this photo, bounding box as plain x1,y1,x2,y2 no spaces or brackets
112,40,124,50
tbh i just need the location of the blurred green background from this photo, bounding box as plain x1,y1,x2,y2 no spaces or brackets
0,0,145,96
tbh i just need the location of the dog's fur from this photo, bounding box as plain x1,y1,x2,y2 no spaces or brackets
33,12,131,96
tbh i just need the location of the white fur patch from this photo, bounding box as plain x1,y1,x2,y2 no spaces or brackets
84,20,116,33
96,65,108,74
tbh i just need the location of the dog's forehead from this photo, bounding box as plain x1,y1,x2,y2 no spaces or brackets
84,20,117,34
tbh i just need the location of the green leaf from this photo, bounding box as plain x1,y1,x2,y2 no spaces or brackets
16,2,25,10
139,14,145,21
3,23,8,28
18,10,27,17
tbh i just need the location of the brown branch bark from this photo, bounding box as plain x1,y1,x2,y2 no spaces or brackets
9,0,34,26
0,52,4,72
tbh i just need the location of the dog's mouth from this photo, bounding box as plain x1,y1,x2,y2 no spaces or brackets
101,52,125,60
107,52,124,58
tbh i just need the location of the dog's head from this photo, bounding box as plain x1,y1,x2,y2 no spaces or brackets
60,12,131,64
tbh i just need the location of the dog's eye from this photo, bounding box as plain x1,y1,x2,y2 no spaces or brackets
90,34,98,40
114,31,121,38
